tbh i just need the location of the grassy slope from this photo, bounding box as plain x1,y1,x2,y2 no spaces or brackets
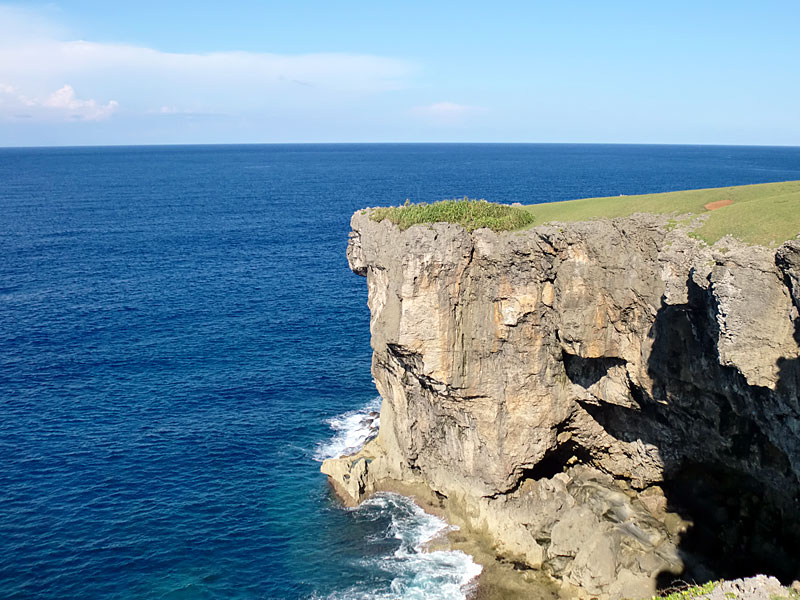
522,180,800,247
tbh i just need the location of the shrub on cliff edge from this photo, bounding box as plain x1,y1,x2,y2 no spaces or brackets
370,197,534,232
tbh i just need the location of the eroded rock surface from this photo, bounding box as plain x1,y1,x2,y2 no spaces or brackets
322,211,800,599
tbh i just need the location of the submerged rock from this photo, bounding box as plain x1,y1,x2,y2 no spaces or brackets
323,210,800,599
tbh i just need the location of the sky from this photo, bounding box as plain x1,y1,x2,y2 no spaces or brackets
0,1,798,146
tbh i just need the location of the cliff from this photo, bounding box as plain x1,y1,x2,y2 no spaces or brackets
322,209,800,599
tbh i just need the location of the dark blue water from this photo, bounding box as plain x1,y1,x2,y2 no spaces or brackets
1,144,799,600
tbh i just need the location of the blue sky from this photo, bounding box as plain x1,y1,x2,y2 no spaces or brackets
0,1,798,146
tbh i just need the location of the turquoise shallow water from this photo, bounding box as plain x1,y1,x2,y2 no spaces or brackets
1,143,799,599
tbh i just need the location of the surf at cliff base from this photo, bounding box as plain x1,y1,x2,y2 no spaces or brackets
315,401,482,600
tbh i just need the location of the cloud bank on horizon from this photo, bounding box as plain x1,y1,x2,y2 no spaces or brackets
0,2,798,146
0,6,417,128
414,102,485,123
0,4,456,144
1,84,118,121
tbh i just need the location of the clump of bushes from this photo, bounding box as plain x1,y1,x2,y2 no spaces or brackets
369,197,534,232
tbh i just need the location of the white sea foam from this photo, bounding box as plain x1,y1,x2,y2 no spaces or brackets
320,493,482,600
313,397,382,461
315,402,481,599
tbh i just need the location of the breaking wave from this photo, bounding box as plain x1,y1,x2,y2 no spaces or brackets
315,398,481,600
316,493,481,600
314,396,382,461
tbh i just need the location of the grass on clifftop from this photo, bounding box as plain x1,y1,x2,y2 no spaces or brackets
369,181,800,246
523,180,800,247
370,197,535,232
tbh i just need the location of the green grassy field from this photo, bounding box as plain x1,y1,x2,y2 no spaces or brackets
522,180,800,247
369,181,800,247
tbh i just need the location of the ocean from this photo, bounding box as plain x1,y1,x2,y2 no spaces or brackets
2,143,799,600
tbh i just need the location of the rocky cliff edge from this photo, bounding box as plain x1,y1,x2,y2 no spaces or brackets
322,209,800,599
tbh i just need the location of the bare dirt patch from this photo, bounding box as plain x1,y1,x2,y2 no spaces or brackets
704,199,734,211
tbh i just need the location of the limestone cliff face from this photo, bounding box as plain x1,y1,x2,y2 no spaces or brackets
323,210,800,599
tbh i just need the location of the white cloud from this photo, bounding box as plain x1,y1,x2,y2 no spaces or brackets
0,83,117,121
147,105,228,119
43,85,118,120
0,6,414,123
417,101,474,115
413,101,485,123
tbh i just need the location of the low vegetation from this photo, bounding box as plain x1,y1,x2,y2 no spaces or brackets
370,197,535,232
639,579,800,600
523,180,800,247
642,580,721,600
369,181,800,246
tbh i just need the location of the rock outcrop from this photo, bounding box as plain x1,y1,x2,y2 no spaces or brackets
322,210,800,599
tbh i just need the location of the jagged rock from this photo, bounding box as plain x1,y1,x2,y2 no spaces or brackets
700,575,789,600
323,211,800,599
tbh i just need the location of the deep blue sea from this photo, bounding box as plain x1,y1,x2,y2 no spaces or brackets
2,144,800,600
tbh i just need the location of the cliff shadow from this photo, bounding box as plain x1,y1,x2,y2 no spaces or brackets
575,273,800,587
